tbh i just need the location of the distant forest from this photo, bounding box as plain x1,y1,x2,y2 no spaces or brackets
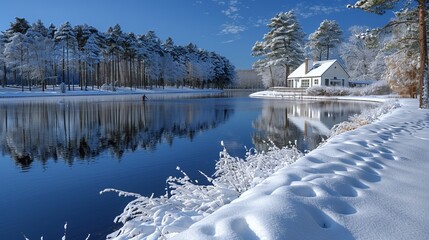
0,17,236,91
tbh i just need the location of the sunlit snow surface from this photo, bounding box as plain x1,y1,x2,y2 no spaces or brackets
170,98,429,240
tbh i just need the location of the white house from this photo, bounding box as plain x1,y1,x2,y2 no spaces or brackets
287,59,349,88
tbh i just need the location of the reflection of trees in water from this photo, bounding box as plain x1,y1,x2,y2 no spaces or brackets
0,99,233,169
252,101,374,152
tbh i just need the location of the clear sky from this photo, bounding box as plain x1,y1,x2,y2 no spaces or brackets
0,0,395,69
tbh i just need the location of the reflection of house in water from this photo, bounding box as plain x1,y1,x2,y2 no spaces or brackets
0,98,234,169
252,101,373,152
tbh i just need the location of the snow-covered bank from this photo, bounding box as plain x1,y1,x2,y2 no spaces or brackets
172,98,429,240
0,86,222,99
249,89,396,103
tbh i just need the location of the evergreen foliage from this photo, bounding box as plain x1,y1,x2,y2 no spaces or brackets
252,11,305,87
0,18,235,91
308,20,343,60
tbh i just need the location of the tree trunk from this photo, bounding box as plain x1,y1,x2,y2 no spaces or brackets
2,63,6,88
284,64,290,87
269,66,274,87
326,46,330,60
418,0,428,108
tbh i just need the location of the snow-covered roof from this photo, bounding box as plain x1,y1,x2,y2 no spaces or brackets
288,59,337,78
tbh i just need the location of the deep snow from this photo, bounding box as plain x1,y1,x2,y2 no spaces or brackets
171,98,429,239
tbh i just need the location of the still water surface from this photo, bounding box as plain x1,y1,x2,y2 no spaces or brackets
0,92,375,239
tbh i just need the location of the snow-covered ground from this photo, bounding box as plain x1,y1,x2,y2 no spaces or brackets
0,86,222,99
171,97,429,239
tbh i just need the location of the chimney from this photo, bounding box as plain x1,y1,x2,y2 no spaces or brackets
304,58,313,74
304,58,309,74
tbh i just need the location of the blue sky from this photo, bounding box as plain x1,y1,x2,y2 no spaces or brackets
0,0,395,69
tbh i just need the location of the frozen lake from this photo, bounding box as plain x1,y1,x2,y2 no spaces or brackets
0,92,375,239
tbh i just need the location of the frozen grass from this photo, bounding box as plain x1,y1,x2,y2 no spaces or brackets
23,222,91,240
330,99,400,136
101,141,302,239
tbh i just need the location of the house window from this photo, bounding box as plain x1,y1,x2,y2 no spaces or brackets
314,79,319,85
301,79,310,87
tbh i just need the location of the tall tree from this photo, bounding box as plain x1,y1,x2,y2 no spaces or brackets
83,33,102,90
253,11,305,87
0,33,7,87
4,33,28,91
6,17,30,35
25,23,53,90
348,0,428,108
55,22,76,90
252,41,274,87
308,20,343,60
106,24,126,89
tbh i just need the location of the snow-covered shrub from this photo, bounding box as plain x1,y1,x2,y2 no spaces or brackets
355,80,391,95
305,85,326,96
101,83,115,91
330,99,399,136
60,82,66,93
101,141,302,239
306,81,391,96
306,86,351,96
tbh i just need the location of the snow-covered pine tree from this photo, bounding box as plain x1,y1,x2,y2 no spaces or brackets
252,41,273,88
348,0,428,108
54,21,76,90
251,12,305,88
262,11,305,87
308,20,343,60
1,18,234,91
106,24,127,89
83,33,102,90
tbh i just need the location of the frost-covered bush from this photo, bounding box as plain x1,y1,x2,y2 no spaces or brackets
101,83,115,91
60,82,66,93
330,99,399,136
306,85,351,96
306,81,391,96
305,86,326,96
101,141,302,239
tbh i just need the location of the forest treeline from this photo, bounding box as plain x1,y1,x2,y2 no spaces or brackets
0,18,236,91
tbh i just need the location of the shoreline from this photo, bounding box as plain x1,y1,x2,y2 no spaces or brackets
0,86,224,100
248,89,399,103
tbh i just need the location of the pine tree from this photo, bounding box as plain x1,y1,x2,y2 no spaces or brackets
308,20,343,60
55,21,76,90
253,11,305,87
